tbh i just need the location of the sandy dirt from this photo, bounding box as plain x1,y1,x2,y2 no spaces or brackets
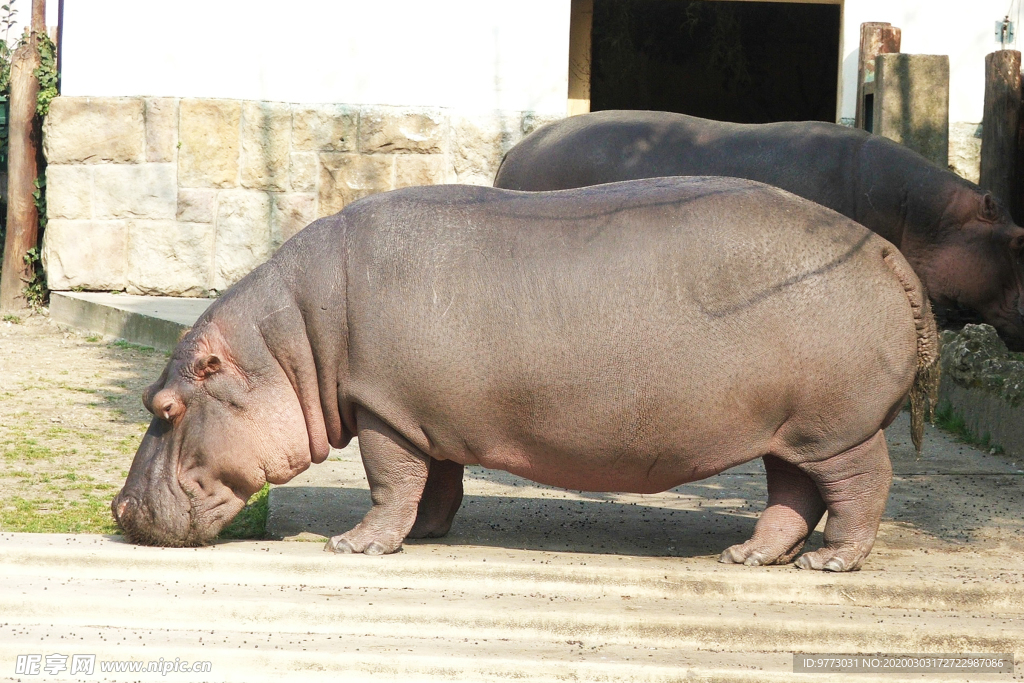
0,312,168,532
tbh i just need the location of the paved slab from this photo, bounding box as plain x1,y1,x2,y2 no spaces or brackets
2,410,1022,681
1,526,1022,683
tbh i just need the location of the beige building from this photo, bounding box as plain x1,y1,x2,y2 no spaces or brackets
41,0,1011,296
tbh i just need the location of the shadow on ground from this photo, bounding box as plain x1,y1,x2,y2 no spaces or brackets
268,412,1024,558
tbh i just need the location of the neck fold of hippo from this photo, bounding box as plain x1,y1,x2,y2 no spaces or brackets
853,136,965,249
258,215,351,461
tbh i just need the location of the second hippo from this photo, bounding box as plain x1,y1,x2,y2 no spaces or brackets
494,110,1024,350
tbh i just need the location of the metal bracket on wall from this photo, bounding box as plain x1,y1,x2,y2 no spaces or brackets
996,18,1015,46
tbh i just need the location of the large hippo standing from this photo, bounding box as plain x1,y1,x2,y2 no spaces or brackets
113,177,939,572
494,110,1024,351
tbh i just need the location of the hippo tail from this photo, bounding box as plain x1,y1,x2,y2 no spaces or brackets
882,246,941,453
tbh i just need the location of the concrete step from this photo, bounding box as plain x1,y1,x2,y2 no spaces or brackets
49,292,212,352
0,533,1020,683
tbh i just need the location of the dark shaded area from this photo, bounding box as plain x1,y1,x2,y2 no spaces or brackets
591,0,840,123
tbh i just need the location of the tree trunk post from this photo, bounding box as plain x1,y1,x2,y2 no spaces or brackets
980,50,1022,222
0,32,42,312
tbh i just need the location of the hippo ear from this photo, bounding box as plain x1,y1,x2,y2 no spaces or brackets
193,355,222,379
980,193,1002,223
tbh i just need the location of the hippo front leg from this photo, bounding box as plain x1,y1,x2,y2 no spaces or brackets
326,408,429,555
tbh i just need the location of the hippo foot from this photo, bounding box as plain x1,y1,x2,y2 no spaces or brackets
718,537,806,567
324,531,402,555
793,544,870,572
719,545,784,567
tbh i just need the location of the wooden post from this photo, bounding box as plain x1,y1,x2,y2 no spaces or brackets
855,22,901,130
980,50,1022,222
0,0,44,312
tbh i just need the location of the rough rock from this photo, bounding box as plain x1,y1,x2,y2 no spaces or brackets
241,101,292,192
941,324,1024,406
93,163,176,220
126,220,215,296
178,99,241,189
948,121,981,184
45,165,92,220
213,190,272,291
318,153,392,217
176,188,217,224
41,220,127,291
43,97,145,165
271,193,317,247
145,98,179,163
394,154,449,188
451,115,516,185
289,152,318,192
359,108,445,154
292,104,357,152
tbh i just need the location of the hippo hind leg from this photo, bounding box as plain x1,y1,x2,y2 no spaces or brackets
408,458,464,539
325,407,429,555
794,429,892,572
720,455,827,567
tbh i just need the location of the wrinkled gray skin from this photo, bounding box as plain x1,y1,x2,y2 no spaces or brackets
113,177,937,571
494,110,1024,351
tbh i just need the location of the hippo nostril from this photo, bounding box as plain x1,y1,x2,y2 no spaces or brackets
112,492,135,524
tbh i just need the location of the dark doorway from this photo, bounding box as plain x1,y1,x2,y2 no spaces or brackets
590,0,841,123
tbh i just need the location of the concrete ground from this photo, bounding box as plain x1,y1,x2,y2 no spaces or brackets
2,413,1022,682
3,293,1017,682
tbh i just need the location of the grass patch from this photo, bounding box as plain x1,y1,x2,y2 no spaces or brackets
0,484,270,538
1,439,57,461
934,401,1004,454
84,335,101,342
218,484,271,540
111,339,155,354
0,497,119,534
2,314,22,324
57,383,98,394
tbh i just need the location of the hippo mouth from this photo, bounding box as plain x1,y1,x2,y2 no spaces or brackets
931,302,1024,351
931,302,985,331
111,493,204,547
111,484,241,547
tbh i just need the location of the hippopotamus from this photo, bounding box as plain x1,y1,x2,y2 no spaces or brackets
493,110,1024,351
112,177,939,572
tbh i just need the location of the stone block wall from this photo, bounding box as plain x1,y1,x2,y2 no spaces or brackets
41,97,556,296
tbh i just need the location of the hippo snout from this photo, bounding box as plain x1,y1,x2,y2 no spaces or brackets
111,487,201,547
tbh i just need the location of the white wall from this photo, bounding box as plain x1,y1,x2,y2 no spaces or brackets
59,0,572,116
841,0,1019,123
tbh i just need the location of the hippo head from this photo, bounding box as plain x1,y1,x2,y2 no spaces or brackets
905,192,1024,351
112,309,327,546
